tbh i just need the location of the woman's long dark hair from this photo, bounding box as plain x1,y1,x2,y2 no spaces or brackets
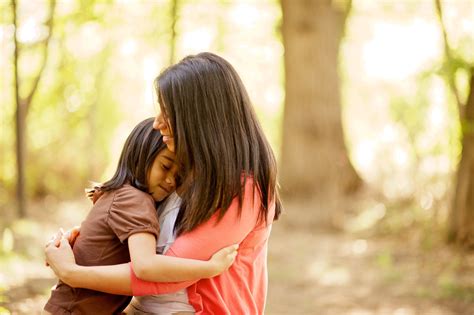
100,118,167,193
155,52,282,235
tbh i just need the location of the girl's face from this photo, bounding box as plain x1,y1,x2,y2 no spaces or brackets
147,147,178,201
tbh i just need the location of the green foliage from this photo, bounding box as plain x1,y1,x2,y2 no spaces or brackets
0,229,13,255
2,0,284,207
375,249,402,283
437,258,474,302
389,71,461,161
375,249,393,269
1,0,158,202
255,104,283,160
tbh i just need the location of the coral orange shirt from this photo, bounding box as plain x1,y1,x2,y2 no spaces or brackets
130,178,275,315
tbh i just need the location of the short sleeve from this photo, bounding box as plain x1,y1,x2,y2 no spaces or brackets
107,185,160,243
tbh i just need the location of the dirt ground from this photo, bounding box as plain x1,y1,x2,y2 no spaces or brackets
1,198,473,315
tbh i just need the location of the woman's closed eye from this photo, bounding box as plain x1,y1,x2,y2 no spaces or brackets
162,164,171,170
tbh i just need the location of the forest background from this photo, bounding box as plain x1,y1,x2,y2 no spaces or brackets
0,0,473,314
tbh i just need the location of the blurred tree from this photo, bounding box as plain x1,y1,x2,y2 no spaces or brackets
435,0,474,249
280,0,361,221
450,73,474,249
11,0,55,217
169,0,179,65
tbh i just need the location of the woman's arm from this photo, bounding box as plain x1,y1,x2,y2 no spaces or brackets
67,264,133,295
45,234,237,294
45,238,133,295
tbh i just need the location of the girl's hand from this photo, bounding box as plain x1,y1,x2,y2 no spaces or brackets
207,244,239,277
85,188,95,201
85,184,103,204
45,236,78,286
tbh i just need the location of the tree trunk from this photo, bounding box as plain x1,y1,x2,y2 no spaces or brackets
449,72,474,249
12,0,55,217
169,0,178,65
280,0,361,208
12,0,26,217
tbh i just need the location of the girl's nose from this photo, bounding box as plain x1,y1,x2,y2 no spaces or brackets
165,174,176,188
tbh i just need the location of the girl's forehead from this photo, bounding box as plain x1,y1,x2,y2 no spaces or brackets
159,148,175,160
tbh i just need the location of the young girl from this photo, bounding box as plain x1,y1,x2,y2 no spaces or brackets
44,118,237,315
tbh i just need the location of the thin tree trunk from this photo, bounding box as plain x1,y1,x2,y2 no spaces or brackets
449,72,474,248
280,0,361,206
434,0,474,248
169,0,178,65
12,0,55,217
12,0,25,217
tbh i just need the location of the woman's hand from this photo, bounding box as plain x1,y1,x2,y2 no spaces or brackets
207,244,239,278
45,226,80,250
45,234,78,287
63,226,81,247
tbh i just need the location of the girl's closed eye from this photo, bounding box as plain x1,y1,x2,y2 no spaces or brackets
148,148,176,201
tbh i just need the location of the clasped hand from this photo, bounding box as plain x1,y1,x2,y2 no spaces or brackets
44,227,80,285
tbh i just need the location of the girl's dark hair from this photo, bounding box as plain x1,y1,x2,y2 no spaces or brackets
155,52,282,235
100,118,166,193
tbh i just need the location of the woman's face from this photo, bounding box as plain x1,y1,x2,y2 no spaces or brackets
147,147,179,201
154,108,175,152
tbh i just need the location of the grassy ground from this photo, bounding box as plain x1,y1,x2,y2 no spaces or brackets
1,197,473,315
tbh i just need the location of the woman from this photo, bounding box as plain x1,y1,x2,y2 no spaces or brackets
46,52,282,314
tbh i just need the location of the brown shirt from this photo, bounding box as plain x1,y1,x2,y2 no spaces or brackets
45,184,159,315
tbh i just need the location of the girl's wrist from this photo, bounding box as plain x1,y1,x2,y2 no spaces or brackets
205,260,220,278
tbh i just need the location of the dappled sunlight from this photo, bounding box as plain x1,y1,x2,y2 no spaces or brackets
346,306,417,315
308,259,352,287
346,203,386,232
65,22,105,58
181,28,215,53
342,0,470,205
119,39,138,56
142,56,160,109
0,209,84,314
351,239,369,256
316,266,352,287
17,18,47,44
362,19,441,81
229,3,260,29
